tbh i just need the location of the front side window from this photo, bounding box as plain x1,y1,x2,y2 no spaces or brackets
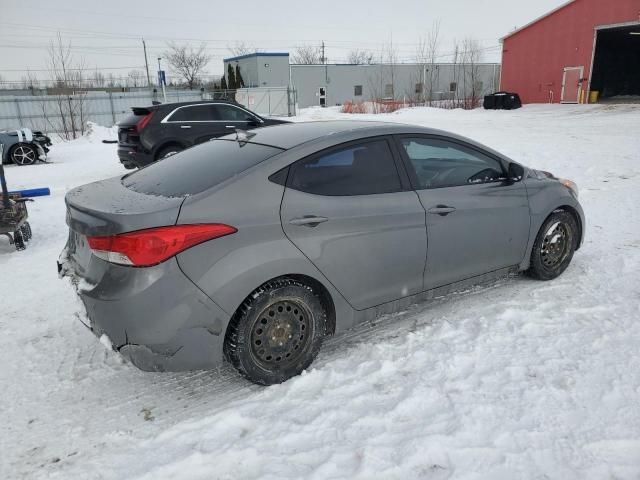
167,104,216,122
289,139,402,196
399,137,505,189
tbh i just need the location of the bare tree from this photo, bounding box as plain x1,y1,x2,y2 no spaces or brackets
164,42,211,89
128,69,143,88
44,33,90,140
21,70,40,92
227,41,261,57
291,45,321,64
347,49,374,65
92,69,106,88
383,38,398,100
415,20,441,105
461,37,483,109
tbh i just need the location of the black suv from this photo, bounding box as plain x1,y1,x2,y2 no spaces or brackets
117,100,289,169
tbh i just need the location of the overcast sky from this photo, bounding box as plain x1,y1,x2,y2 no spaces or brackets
0,0,568,84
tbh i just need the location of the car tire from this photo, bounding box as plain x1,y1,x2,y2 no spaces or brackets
10,144,38,166
224,278,327,385
156,145,183,160
527,210,578,281
122,161,137,170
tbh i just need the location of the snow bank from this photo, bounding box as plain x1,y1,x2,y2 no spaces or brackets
1,104,639,480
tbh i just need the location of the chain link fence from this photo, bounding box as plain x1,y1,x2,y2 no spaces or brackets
0,87,297,133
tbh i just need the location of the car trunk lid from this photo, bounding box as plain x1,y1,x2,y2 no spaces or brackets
63,176,185,277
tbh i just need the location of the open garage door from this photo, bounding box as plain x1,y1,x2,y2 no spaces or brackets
590,24,640,103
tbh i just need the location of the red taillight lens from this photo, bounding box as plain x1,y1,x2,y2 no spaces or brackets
135,112,154,132
87,224,237,267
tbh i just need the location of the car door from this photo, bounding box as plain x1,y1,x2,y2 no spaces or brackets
162,104,226,145
395,135,530,290
280,137,427,311
212,104,263,132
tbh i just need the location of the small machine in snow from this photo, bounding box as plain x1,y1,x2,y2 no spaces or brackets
0,143,33,250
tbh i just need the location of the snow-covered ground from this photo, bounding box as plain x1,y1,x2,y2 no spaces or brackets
1,105,640,480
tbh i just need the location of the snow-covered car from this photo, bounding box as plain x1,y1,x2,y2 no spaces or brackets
60,121,585,385
0,128,52,166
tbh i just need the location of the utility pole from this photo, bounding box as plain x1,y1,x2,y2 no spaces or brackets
321,41,325,64
142,38,151,88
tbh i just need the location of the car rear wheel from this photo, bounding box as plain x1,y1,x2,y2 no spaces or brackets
10,144,38,166
527,210,578,280
224,278,327,385
156,145,183,160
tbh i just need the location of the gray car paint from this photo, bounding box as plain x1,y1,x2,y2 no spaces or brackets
61,121,585,372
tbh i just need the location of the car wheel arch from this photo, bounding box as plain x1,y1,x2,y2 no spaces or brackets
224,274,337,343
552,205,582,250
154,141,186,160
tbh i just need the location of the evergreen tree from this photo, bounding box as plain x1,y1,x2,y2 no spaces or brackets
227,63,237,89
235,64,245,88
220,76,227,90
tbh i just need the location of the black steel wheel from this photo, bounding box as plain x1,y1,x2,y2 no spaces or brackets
21,222,32,241
224,278,327,385
10,144,38,166
13,229,26,251
527,210,578,280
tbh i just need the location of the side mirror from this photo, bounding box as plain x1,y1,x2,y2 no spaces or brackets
508,162,525,182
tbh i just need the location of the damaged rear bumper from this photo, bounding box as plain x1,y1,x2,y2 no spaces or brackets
59,253,231,372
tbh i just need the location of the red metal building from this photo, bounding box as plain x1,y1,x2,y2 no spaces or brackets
500,0,640,104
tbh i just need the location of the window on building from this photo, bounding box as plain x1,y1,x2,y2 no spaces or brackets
449,82,457,92
384,84,393,97
415,83,423,94
289,140,402,196
354,85,363,96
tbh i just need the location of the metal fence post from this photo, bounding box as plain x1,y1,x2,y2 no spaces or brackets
14,98,24,126
108,92,116,125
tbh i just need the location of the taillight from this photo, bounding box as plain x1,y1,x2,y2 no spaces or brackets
87,224,237,267
135,112,154,132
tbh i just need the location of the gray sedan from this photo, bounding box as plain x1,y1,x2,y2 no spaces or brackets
59,121,584,385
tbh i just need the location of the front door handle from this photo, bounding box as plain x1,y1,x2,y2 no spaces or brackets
225,125,236,129
428,205,456,216
289,216,328,227
180,125,192,129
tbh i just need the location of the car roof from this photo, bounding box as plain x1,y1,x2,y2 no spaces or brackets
234,120,448,150
155,99,239,109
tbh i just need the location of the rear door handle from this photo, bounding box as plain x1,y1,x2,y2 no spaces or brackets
428,205,456,216
180,125,191,129
289,216,328,227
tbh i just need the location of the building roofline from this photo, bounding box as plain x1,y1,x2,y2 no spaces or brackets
500,0,576,42
290,62,501,67
223,52,289,62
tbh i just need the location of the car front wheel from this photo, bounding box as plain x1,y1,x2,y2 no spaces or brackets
224,278,327,385
527,210,578,280
10,144,38,166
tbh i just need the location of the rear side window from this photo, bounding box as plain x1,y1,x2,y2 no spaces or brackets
167,105,217,122
288,139,402,196
123,140,283,196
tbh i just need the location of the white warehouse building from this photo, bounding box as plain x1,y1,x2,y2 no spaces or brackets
223,52,501,109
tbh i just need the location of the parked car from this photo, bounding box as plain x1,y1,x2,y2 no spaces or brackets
0,128,52,166
116,100,289,169
60,121,584,385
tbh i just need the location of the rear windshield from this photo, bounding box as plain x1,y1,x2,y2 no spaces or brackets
122,139,283,196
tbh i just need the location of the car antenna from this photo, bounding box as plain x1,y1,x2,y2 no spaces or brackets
235,128,256,146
